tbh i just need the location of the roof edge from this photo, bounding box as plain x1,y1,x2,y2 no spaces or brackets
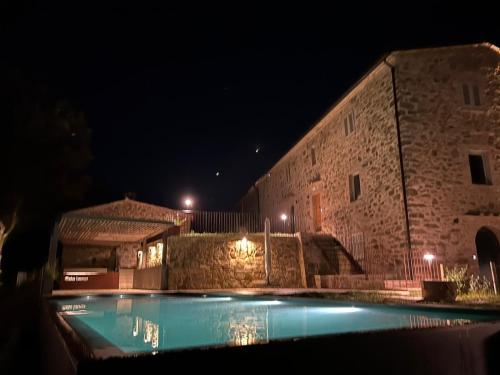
249,41,498,189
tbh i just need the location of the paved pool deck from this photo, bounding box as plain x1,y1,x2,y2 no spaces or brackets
51,287,421,300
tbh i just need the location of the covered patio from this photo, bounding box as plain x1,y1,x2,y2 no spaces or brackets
43,198,189,294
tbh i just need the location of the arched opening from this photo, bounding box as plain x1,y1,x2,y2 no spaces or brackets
475,227,500,282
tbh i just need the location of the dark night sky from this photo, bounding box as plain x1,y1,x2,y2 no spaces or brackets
1,4,499,211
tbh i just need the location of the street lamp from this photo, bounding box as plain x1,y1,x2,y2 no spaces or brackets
423,253,435,279
280,213,287,233
184,198,193,209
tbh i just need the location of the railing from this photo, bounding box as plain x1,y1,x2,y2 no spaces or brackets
188,211,307,234
403,249,442,281
336,232,443,282
187,211,443,282
337,232,365,266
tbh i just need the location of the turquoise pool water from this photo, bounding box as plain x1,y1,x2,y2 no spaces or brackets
53,294,498,355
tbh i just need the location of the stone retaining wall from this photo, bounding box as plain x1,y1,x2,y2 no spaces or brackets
166,234,303,289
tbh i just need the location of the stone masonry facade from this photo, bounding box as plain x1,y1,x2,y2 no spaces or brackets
240,43,500,277
389,44,500,273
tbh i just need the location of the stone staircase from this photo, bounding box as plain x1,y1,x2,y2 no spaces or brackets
300,233,364,287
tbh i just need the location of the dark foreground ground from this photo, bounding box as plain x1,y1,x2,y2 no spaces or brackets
0,284,43,373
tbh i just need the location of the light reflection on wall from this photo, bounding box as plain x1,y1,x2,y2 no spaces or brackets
234,238,257,258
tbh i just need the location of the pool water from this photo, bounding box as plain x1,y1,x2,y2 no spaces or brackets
53,294,498,355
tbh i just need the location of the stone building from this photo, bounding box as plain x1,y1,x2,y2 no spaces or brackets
240,43,500,280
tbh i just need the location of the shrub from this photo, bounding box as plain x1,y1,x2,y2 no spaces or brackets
469,274,493,295
444,264,469,294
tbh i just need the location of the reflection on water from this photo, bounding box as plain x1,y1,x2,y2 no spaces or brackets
56,296,482,354
408,315,471,329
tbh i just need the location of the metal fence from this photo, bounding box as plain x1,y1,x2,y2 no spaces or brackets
336,232,443,282
403,249,442,281
186,211,444,282
188,211,307,234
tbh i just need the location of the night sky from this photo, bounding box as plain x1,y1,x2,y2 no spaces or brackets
2,4,499,211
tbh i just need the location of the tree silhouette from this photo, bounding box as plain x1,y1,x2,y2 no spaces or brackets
0,69,92,271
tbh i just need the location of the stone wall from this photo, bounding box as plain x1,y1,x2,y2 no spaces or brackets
389,44,500,270
241,63,409,269
62,245,116,269
240,43,500,277
62,242,140,270
166,234,303,289
118,242,141,268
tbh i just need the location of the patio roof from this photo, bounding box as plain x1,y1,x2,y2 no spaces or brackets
57,198,187,245
58,214,174,245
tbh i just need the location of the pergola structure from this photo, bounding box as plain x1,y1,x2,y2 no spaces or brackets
43,198,189,293
58,213,175,246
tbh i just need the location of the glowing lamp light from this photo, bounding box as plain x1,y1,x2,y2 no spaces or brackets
241,236,248,251
423,253,435,262
280,213,288,221
184,198,193,208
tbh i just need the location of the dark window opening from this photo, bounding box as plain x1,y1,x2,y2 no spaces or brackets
348,112,355,133
311,148,316,166
344,111,355,136
349,174,361,202
463,83,481,106
469,154,491,185
472,85,481,106
462,84,471,105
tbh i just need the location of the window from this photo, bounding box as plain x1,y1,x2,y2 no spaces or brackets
462,83,481,106
312,194,322,231
469,153,491,185
344,111,355,136
349,174,361,202
286,163,291,182
311,148,316,166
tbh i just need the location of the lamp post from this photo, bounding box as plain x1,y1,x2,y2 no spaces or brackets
183,197,194,213
280,213,287,233
423,253,435,280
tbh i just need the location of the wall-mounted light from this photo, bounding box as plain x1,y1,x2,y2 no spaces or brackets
138,251,144,269
241,236,248,251
280,213,288,221
473,254,477,260
423,253,435,262
236,236,255,257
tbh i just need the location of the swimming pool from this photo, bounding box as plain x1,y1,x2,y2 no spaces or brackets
52,294,500,357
